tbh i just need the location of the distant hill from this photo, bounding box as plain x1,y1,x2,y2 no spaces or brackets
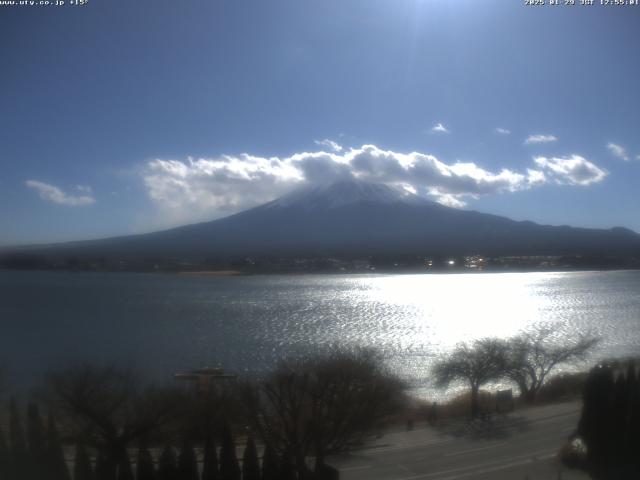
3,181,640,263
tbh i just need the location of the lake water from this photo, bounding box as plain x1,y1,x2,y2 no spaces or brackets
1,270,639,398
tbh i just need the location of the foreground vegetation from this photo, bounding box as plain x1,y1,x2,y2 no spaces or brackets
433,324,599,418
0,328,605,479
563,359,640,479
0,349,406,480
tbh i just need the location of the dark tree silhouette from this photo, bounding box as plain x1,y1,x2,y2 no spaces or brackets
49,365,177,478
623,364,639,464
95,453,115,480
278,450,295,480
505,324,599,403
433,339,507,418
0,424,11,480
136,441,156,480
306,349,405,461
73,443,95,480
577,363,618,478
47,411,71,480
241,435,260,480
219,425,240,480
26,403,46,479
117,451,134,480
314,457,339,480
260,443,279,480
201,435,218,480
243,348,405,475
610,373,628,464
9,398,28,480
157,446,178,480
178,438,199,480
625,363,637,391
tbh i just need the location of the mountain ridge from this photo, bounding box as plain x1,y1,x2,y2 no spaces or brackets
2,181,640,262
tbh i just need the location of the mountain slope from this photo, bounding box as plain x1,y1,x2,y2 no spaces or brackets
6,181,640,259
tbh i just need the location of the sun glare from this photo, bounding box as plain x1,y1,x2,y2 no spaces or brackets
362,273,552,349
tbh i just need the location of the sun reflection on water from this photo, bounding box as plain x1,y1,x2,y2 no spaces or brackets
354,272,568,347
3,270,640,399
332,271,607,399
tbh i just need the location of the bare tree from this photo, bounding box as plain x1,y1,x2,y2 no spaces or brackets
48,364,179,479
306,349,406,459
505,324,599,403
242,348,406,475
433,338,507,419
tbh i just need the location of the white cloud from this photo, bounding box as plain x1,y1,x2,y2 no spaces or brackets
141,145,608,221
494,127,511,135
525,134,558,145
314,139,343,152
606,143,629,161
26,180,95,206
533,155,608,186
430,123,450,134
426,188,468,208
143,155,304,225
526,168,547,186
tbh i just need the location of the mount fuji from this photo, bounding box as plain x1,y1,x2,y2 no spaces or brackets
5,180,640,261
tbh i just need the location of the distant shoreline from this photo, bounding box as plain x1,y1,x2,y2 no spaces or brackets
177,270,244,276
2,266,640,276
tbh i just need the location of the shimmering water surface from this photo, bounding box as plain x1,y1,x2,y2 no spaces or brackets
1,270,639,397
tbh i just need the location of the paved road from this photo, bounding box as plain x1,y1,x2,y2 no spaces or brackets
330,402,590,480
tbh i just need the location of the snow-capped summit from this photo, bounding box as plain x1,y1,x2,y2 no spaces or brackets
270,180,431,210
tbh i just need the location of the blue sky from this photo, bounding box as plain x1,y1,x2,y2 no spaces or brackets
1,0,639,245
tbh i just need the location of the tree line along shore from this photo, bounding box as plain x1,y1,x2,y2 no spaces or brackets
2,325,635,479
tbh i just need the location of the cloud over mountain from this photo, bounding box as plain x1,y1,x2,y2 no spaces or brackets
143,155,302,215
142,144,607,222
